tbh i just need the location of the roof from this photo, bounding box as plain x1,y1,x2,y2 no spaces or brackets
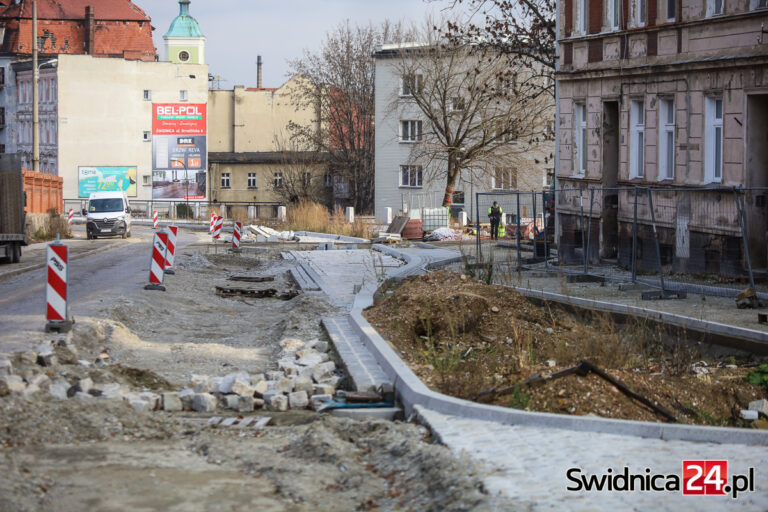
209,152,329,165
0,0,151,21
164,0,204,38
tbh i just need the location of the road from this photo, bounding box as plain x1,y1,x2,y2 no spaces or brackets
0,225,206,354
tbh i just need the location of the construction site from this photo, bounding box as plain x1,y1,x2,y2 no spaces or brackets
0,208,766,511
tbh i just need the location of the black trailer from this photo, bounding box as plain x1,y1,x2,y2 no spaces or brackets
0,155,27,264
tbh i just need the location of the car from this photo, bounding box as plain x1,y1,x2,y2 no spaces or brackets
82,191,132,240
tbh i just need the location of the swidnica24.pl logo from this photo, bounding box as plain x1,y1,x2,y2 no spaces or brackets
566,461,756,499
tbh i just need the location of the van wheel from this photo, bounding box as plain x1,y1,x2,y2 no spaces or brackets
121,232,127,239
11,244,21,264
126,229,132,238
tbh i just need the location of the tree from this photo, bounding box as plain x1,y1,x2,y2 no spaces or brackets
266,135,330,205
438,0,556,75
287,21,415,213
389,24,553,207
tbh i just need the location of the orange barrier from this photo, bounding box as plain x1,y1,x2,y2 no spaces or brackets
23,170,63,214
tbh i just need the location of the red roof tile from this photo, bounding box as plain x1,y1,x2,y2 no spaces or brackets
0,0,151,22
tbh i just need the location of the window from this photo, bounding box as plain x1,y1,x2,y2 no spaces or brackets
633,0,647,26
399,165,423,188
302,172,312,186
179,90,188,101
247,173,258,188
705,97,723,182
493,168,517,190
400,120,422,142
608,0,620,30
579,0,588,34
450,97,465,112
401,74,422,96
143,131,151,142
658,99,675,180
707,0,723,16
221,172,231,188
324,174,332,187
142,175,151,186
630,100,645,178
666,0,676,20
751,0,768,9
143,90,151,101
178,50,190,62
0,144,5,154
273,172,283,188
574,102,587,176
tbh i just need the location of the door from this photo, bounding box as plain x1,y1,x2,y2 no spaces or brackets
746,94,768,269
601,101,620,259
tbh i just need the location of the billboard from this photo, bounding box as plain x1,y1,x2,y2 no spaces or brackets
152,103,207,200
78,166,138,197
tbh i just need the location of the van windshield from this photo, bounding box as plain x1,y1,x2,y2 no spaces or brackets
89,198,124,213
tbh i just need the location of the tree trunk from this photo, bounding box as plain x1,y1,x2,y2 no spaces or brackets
442,153,460,207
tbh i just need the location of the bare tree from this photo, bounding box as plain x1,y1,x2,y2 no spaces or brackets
389,24,553,207
266,135,330,205
287,20,415,213
438,0,556,75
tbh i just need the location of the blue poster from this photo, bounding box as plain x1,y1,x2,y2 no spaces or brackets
78,167,138,197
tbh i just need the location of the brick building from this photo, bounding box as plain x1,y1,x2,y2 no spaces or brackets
556,0,768,275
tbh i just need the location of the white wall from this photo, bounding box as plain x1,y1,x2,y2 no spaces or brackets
56,55,208,201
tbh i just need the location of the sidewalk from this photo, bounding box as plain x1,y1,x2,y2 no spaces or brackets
300,245,768,511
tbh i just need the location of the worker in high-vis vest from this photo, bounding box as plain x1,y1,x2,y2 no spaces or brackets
488,201,503,240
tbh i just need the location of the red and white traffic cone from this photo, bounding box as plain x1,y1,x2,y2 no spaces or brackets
232,221,242,251
45,239,73,333
165,225,178,275
209,212,216,233
144,231,168,291
67,209,73,225
153,211,159,229
213,216,223,240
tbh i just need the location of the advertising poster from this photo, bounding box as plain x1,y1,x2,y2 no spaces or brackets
152,103,207,200
78,166,138,197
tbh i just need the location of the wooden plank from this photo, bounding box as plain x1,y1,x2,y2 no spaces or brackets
386,216,409,235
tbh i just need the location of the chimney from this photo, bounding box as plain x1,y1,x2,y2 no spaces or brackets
85,6,95,54
257,55,262,89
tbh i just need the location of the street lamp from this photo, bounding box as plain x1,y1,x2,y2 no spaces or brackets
172,158,189,219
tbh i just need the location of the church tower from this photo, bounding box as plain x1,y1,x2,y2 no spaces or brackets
164,0,205,64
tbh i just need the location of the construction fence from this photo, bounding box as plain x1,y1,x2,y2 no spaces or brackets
474,186,767,297
63,199,283,223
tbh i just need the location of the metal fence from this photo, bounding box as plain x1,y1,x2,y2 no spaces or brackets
474,186,767,298
64,199,282,222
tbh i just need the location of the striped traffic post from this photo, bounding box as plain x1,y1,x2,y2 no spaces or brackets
209,212,216,233
232,221,242,251
45,238,72,333
165,225,178,275
144,231,168,291
153,211,159,229
67,209,73,225
213,216,223,240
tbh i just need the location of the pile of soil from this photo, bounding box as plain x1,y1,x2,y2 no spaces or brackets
365,271,768,427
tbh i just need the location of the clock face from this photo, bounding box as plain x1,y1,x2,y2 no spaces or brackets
178,50,190,62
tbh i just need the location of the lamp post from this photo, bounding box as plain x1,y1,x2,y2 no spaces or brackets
32,0,56,173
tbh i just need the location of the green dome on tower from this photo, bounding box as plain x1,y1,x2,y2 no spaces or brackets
164,0,204,38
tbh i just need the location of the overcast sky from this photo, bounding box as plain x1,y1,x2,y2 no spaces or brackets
143,0,449,89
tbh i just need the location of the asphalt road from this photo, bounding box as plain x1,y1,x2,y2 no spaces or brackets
0,225,204,353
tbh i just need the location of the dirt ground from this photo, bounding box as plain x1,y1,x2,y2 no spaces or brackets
365,271,768,427
0,249,502,512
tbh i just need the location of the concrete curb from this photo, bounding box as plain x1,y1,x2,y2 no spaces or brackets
347,246,768,446
294,231,370,244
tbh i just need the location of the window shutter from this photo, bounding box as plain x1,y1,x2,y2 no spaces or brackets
589,0,603,34
564,0,573,36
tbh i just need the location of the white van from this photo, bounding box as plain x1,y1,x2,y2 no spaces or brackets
82,191,132,239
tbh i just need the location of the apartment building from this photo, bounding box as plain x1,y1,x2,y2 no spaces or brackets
557,0,768,274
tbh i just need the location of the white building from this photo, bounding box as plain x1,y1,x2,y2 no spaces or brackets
372,44,554,224
13,54,208,202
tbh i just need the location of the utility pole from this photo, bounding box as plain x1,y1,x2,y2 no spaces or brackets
32,0,39,172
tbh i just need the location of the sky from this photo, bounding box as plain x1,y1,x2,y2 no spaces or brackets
143,0,451,89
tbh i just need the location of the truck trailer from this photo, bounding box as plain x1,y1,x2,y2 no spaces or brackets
0,155,27,264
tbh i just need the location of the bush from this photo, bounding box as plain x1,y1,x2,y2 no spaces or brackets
284,200,372,238
176,203,194,219
746,364,768,390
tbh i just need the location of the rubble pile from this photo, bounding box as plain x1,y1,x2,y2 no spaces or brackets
0,327,343,416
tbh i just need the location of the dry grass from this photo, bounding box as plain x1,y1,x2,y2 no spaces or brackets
284,201,373,239
29,209,71,242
